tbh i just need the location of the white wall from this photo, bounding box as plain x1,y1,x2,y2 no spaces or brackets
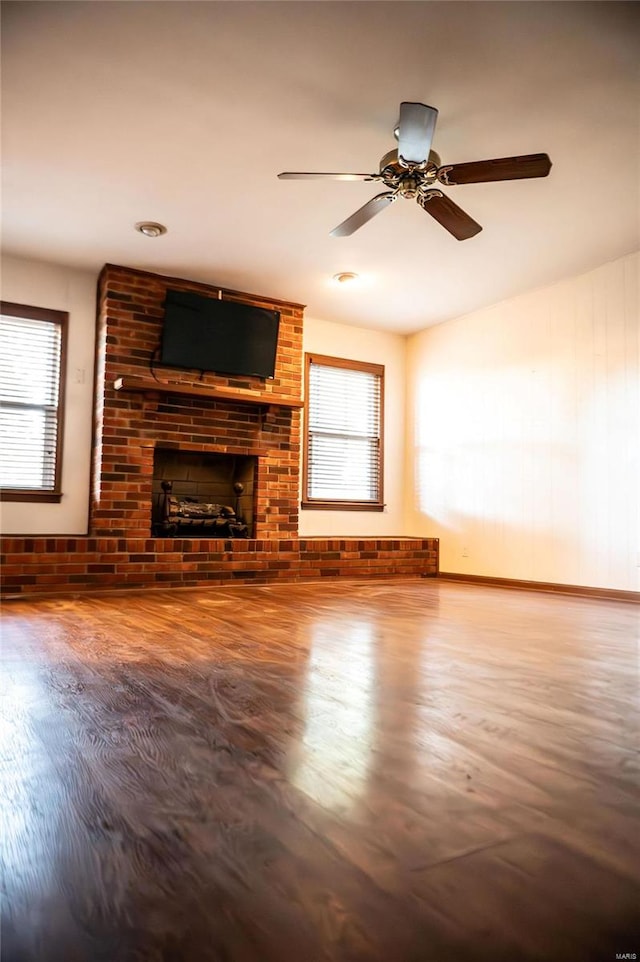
300,316,406,537
405,251,639,591
0,256,98,534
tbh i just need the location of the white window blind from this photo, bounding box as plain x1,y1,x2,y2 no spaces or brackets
305,356,383,506
0,307,64,495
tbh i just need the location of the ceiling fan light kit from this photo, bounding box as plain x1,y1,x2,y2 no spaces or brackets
278,102,551,240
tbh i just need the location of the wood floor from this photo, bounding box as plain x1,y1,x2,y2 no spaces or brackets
1,580,638,962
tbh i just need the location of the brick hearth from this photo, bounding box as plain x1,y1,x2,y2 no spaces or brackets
0,537,439,597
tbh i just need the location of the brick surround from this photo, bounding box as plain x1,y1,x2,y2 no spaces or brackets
92,264,303,538
1,265,439,597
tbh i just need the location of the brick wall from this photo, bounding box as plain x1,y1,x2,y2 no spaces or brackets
92,265,304,538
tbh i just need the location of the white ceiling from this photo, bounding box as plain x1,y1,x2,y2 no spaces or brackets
2,1,639,333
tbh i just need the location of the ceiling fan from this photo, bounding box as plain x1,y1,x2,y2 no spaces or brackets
278,102,552,241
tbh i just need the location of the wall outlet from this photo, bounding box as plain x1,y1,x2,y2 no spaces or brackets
74,368,85,384
462,546,469,558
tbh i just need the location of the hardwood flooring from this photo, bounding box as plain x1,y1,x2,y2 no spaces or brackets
1,580,638,961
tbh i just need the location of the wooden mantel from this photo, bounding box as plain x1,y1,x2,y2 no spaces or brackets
113,376,304,410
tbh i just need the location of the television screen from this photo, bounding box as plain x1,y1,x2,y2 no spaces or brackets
160,290,280,379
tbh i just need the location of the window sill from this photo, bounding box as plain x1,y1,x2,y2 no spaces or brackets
0,489,63,503
301,501,385,512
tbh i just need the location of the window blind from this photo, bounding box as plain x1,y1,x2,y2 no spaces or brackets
0,311,63,492
306,358,382,504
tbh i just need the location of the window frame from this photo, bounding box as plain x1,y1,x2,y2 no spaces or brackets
302,352,385,511
0,301,68,503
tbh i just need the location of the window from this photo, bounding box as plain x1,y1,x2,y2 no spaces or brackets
0,302,67,502
303,353,384,510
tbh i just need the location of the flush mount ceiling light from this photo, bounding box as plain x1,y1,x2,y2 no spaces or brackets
134,221,167,237
332,272,359,285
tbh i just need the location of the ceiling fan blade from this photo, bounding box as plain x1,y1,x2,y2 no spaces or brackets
398,102,439,165
278,171,380,181
438,153,552,186
420,190,482,241
330,192,398,237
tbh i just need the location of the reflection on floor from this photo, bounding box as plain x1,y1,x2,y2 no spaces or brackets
1,579,638,961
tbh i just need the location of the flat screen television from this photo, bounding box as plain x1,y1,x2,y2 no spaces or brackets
160,290,280,379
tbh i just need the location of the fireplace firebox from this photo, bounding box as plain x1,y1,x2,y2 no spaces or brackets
152,449,256,538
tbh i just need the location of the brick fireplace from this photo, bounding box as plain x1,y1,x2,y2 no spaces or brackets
1,265,439,597
92,264,303,539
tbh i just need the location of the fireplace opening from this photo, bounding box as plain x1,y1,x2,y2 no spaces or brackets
152,449,257,538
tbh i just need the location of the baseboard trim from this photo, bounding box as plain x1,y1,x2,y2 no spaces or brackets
438,572,639,604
